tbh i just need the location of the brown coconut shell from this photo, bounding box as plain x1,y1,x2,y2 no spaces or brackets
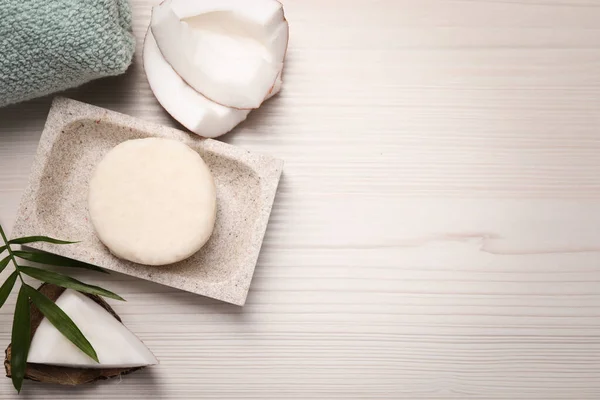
4,284,144,386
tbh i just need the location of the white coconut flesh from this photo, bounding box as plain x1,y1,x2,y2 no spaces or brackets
143,29,282,138
27,290,158,369
150,0,289,109
88,138,217,266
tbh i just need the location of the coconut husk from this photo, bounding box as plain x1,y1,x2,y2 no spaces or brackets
4,284,144,385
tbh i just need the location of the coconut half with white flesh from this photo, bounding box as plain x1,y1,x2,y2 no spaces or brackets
144,30,249,138
28,290,157,368
143,29,282,138
150,0,289,110
5,285,157,385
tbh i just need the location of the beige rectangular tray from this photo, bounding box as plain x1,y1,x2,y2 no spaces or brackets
11,98,283,306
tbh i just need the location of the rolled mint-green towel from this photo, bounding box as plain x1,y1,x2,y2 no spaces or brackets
0,0,135,107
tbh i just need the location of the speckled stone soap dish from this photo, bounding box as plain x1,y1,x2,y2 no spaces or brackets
11,98,284,306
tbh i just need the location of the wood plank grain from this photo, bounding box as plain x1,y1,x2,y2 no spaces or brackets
1,0,600,398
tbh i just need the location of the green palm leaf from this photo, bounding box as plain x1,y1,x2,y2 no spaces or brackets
19,266,124,301
0,255,10,274
13,251,108,274
10,286,31,393
9,236,78,245
0,270,19,309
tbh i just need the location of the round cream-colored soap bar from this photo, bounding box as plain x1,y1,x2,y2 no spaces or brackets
88,137,217,266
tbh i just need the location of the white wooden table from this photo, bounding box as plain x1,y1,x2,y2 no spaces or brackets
2,1,600,398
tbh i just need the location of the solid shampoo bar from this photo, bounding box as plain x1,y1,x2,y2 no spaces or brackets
88,138,217,266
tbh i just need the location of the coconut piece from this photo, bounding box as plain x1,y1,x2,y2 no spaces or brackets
27,290,157,368
143,29,248,138
5,284,152,386
88,138,217,266
143,29,283,138
150,0,289,109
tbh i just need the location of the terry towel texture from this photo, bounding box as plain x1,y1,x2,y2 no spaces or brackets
0,0,135,107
